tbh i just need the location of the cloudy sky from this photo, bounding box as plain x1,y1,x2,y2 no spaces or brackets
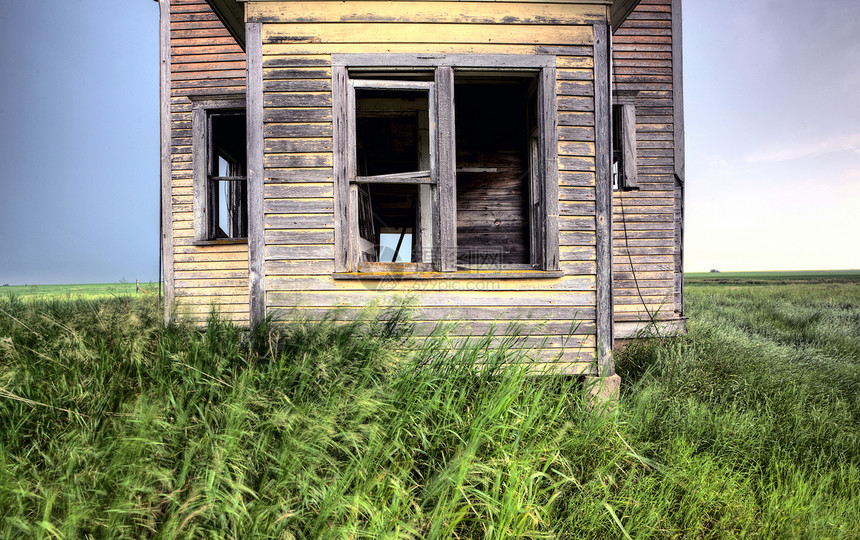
0,0,858,285
683,0,860,271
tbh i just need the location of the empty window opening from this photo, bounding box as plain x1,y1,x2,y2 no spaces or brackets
455,76,536,267
356,89,429,176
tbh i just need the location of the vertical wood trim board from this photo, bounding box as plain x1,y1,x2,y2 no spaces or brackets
346,81,359,272
247,22,266,326
331,65,349,273
540,66,560,271
671,0,685,185
435,66,457,272
191,106,206,242
160,0,174,325
672,0,685,317
593,22,614,376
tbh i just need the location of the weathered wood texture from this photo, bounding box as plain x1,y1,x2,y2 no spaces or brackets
247,22,265,326
255,1,603,370
610,0,684,325
160,0,175,324
672,0,685,317
169,0,249,324
593,22,614,376
247,2,606,26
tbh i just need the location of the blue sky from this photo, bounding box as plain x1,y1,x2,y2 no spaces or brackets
0,0,858,285
0,0,159,285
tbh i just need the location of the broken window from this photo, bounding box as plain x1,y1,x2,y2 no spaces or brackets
335,56,558,273
352,81,434,267
612,102,638,190
192,97,248,242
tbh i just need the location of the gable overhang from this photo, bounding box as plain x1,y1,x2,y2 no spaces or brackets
609,0,641,31
206,0,246,50
207,0,642,48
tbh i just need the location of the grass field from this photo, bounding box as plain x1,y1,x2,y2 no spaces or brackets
685,269,860,283
0,272,858,537
1,282,159,300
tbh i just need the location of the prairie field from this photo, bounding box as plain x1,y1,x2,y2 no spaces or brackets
0,273,858,538
1,282,159,300
685,269,860,284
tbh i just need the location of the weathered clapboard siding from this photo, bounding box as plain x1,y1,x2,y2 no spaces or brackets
250,1,605,373
248,2,607,25
169,0,249,324
610,0,683,326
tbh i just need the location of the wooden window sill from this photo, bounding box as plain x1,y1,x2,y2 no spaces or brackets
332,270,564,281
192,239,248,246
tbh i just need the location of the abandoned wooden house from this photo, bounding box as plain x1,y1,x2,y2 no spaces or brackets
157,0,686,381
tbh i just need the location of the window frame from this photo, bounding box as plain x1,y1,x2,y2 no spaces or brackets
191,95,248,244
332,54,559,274
349,79,437,271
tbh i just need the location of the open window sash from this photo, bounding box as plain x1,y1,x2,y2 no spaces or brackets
612,102,638,190
347,79,437,271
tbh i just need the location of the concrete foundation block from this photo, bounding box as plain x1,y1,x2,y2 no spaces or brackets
584,374,621,410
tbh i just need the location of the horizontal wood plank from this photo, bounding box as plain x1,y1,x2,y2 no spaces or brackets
261,23,592,46
248,2,605,26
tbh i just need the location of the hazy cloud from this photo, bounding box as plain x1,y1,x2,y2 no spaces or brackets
745,133,860,163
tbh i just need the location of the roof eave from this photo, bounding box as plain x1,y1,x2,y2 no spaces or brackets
205,0,642,48
610,0,641,31
206,0,245,50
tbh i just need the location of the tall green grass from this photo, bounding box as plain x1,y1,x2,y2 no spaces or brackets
1,278,858,538
615,280,860,537
0,296,629,538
